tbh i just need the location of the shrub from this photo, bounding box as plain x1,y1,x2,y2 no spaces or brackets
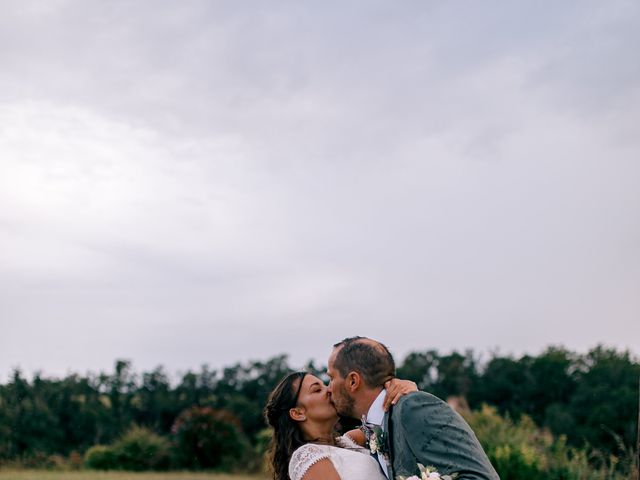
465,404,634,480
171,406,249,470
244,428,272,473
112,426,171,471
84,427,170,471
16,452,58,469
84,445,118,470
491,444,541,480
68,450,83,470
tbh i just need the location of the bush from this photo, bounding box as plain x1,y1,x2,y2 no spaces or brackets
84,427,170,471
491,444,541,480
14,452,58,469
112,426,171,471
68,450,84,470
465,405,634,480
84,445,118,470
171,406,249,470
246,428,272,473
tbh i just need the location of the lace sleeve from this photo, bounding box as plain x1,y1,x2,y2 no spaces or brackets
288,443,332,480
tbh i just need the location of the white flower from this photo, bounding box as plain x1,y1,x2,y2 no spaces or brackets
369,434,379,453
396,462,457,480
421,472,440,480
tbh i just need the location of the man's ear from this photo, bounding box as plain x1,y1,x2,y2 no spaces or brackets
289,407,306,422
346,371,362,392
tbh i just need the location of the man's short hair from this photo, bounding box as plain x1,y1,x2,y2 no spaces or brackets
332,336,396,388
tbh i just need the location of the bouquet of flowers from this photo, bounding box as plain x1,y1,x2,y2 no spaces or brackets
396,463,458,480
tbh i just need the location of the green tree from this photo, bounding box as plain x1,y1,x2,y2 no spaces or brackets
171,406,248,469
569,345,640,454
433,350,479,400
396,349,439,391
475,355,532,418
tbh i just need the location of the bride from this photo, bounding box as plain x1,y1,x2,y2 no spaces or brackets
264,371,416,480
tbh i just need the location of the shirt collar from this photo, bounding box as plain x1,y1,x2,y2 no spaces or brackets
365,388,386,426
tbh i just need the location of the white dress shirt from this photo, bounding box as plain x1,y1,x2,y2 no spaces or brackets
365,389,390,478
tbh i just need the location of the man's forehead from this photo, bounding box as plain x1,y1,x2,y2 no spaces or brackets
328,345,342,364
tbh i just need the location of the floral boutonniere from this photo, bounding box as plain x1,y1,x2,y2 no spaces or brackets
396,463,458,480
360,416,390,459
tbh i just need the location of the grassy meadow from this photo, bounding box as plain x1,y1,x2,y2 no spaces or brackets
0,472,268,480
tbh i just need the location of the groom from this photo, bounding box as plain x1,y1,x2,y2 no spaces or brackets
327,336,499,480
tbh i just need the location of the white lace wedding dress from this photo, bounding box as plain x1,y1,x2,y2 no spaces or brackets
288,435,386,480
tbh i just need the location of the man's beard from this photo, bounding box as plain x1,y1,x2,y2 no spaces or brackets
334,384,357,419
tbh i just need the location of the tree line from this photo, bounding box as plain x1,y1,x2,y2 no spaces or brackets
0,345,637,468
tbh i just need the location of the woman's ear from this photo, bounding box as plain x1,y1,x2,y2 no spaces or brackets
289,407,307,422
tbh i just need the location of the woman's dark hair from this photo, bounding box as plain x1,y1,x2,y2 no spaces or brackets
264,371,307,480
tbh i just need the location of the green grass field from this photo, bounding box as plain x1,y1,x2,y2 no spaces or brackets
0,472,268,480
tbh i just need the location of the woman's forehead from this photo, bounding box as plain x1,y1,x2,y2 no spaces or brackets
302,374,323,387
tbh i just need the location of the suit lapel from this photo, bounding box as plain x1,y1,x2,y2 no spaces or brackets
383,406,395,479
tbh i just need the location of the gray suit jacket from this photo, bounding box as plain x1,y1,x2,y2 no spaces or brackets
382,391,499,480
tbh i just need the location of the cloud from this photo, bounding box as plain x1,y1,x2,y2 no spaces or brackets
0,1,639,378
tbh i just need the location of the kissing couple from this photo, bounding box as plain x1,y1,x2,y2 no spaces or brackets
265,336,499,480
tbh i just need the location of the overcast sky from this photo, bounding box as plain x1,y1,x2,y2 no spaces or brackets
1,0,639,381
